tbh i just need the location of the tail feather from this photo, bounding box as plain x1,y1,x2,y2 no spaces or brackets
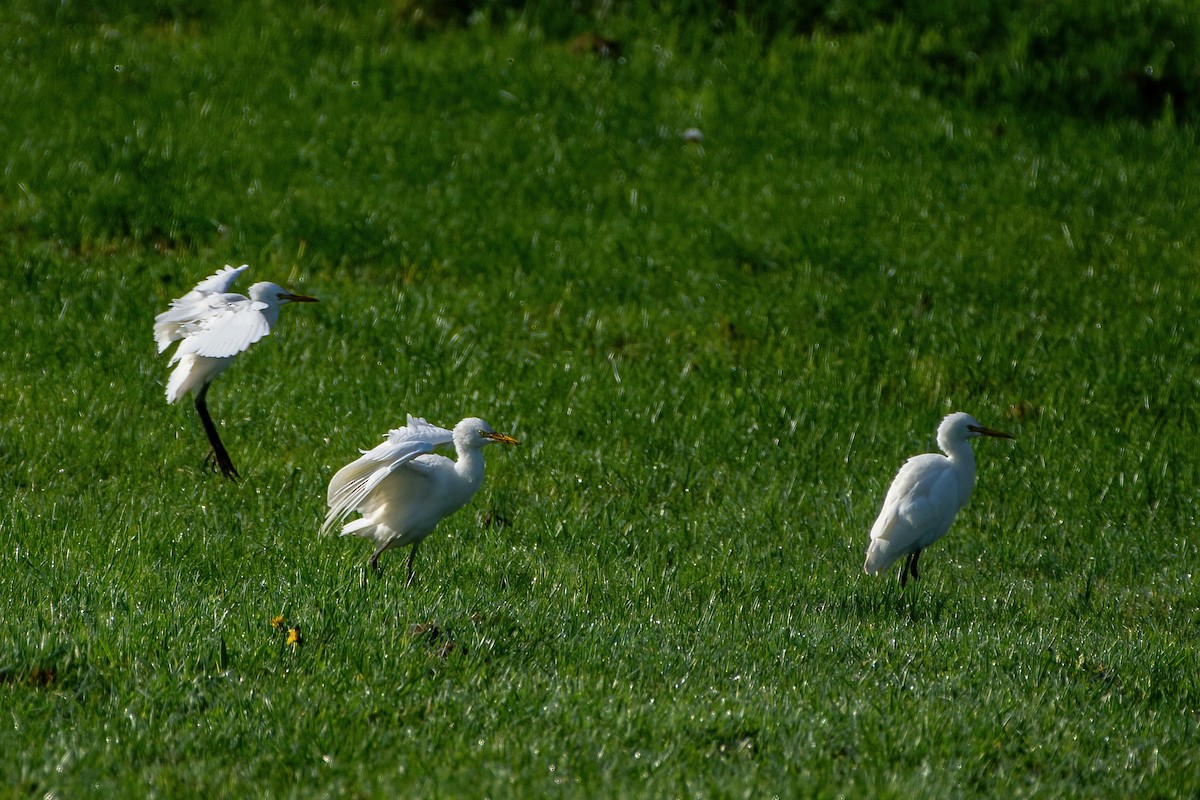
863,540,901,575
164,354,230,404
165,356,194,404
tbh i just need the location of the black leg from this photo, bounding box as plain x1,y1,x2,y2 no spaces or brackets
194,384,239,480
899,551,922,588
405,543,420,587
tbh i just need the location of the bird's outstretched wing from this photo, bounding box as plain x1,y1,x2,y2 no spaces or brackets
321,415,455,534
169,295,272,360
393,415,455,451
190,264,249,296
864,453,960,573
154,264,250,352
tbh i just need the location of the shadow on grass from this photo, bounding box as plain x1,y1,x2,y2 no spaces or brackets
803,574,953,626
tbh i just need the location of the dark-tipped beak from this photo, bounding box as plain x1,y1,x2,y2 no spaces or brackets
968,424,1014,440
483,431,520,446
282,292,318,303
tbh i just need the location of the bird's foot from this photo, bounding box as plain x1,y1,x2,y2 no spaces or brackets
204,449,240,481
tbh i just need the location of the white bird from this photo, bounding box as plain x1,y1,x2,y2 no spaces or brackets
154,264,317,479
322,415,519,582
864,412,1013,586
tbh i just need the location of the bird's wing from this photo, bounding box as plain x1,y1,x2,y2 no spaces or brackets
869,454,960,551
171,295,272,359
398,414,455,449
320,417,453,534
191,264,249,296
154,265,250,351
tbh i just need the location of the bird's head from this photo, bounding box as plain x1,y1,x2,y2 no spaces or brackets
248,281,319,307
941,411,1014,445
454,417,520,449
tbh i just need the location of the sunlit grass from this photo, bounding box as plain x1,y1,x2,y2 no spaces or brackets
1,2,1198,797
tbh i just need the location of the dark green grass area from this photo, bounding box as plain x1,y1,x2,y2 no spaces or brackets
2,1,1199,796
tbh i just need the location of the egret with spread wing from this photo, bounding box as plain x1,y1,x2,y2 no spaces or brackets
155,264,317,479
864,412,1013,586
323,415,519,583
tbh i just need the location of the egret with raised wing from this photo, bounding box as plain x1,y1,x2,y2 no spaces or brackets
155,264,317,479
322,415,519,583
864,412,1013,586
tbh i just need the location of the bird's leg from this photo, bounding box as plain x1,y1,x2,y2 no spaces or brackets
898,555,911,588
405,543,420,587
909,550,921,583
194,384,239,480
369,544,385,575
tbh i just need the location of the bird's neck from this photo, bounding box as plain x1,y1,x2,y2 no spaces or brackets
453,444,487,489
944,441,978,505
260,304,282,329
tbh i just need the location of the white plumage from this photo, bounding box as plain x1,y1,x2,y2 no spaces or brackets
155,264,249,354
864,412,1013,586
154,265,317,478
323,415,519,582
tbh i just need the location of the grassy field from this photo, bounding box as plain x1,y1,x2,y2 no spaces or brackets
2,1,1199,796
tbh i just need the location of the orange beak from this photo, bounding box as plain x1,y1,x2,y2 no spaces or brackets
482,431,520,446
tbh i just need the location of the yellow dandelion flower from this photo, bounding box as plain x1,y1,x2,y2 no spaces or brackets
271,615,285,629
287,627,302,647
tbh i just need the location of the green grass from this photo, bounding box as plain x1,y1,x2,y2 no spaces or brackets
2,2,1199,796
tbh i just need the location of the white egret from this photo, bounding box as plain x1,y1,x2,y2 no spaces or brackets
864,412,1014,586
154,264,317,479
322,415,519,582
